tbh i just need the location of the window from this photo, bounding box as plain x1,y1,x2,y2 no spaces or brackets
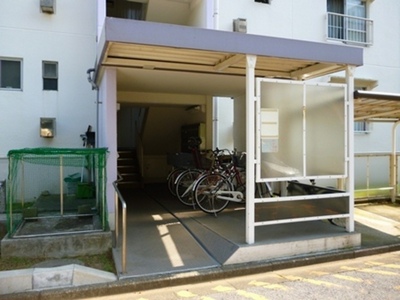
354,121,371,133
43,61,58,91
327,0,373,45
0,59,22,89
107,0,145,20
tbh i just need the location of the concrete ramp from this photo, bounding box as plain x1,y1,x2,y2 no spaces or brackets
176,208,361,265
113,189,219,279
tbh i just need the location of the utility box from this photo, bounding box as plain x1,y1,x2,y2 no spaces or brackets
233,18,247,33
40,117,56,138
40,0,55,14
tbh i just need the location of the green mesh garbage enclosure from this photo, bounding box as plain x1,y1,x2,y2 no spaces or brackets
6,148,108,238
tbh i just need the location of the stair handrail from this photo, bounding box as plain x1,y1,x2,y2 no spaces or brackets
113,172,127,274
135,123,145,179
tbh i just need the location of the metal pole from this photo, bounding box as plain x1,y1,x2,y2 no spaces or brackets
60,156,64,216
113,181,127,274
245,54,257,244
391,121,400,203
114,190,118,247
21,159,24,208
346,66,355,232
122,198,127,274
9,157,13,233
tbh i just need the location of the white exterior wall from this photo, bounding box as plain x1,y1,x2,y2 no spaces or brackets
214,0,400,191
0,0,98,181
217,0,325,40
217,0,400,152
352,0,400,153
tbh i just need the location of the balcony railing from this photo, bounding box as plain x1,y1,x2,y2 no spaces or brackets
327,12,373,46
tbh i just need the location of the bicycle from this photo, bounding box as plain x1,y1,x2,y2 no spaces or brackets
193,151,273,214
166,136,205,197
174,148,230,207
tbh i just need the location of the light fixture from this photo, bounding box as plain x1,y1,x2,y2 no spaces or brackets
185,105,201,112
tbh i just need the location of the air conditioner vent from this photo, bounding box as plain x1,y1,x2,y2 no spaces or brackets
233,18,247,33
40,0,55,14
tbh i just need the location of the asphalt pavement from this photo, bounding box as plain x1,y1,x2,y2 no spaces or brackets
1,193,400,300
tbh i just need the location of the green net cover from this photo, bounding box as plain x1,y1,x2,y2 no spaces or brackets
6,148,108,237
7,148,107,168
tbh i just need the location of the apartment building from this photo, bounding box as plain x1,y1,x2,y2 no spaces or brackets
0,0,398,253
0,0,98,180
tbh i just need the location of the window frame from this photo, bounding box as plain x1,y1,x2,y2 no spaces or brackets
354,121,371,134
327,0,372,46
0,58,23,90
42,60,58,91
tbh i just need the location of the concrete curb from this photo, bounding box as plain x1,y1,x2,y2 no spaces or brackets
2,244,400,300
0,264,116,297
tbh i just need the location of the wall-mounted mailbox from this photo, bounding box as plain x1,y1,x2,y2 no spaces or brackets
40,0,55,14
40,118,56,138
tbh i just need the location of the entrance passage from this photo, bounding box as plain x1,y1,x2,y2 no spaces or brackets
113,184,360,278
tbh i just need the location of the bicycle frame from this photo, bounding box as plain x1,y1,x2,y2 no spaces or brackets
210,162,245,203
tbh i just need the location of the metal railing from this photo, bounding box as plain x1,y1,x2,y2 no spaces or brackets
327,12,373,46
113,175,127,274
354,152,398,201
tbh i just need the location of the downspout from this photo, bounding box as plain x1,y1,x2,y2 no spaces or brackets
391,121,400,203
213,0,219,30
212,0,220,148
87,68,99,148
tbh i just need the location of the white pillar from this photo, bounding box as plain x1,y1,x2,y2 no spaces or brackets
99,67,118,230
346,66,355,232
246,55,257,244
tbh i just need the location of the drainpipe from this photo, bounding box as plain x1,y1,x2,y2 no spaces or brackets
87,68,99,148
213,0,219,30
213,98,219,148
212,0,220,148
391,121,400,203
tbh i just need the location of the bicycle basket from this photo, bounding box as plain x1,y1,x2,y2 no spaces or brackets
167,152,195,168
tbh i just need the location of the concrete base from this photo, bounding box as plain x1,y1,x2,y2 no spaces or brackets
178,215,361,266
0,264,116,295
1,231,112,258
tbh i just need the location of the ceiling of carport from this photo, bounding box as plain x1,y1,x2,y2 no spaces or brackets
103,41,348,96
354,90,400,121
97,18,363,102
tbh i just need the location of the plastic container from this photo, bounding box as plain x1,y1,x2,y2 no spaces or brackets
64,173,81,195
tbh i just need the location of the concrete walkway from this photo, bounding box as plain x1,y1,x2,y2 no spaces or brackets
1,185,400,299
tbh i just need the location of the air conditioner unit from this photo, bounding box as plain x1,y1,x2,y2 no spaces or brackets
40,0,55,14
233,18,247,33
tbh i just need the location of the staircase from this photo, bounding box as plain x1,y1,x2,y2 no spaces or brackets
117,148,143,188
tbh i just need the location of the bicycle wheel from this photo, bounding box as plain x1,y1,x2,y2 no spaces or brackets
175,169,202,206
255,182,273,198
167,168,186,196
194,173,232,214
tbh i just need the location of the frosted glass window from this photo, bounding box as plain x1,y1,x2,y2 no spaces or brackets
260,81,304,179
258,80,347,180
305,85,346,176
